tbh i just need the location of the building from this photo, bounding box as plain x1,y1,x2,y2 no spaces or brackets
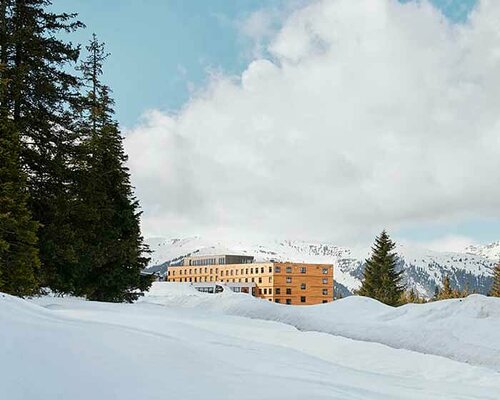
183,254,254,266
167,254,334,305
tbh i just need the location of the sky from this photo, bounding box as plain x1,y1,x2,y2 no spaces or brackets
54,0,500,251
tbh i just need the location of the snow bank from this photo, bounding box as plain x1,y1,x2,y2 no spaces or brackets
141,283,500,370
2,290,500,399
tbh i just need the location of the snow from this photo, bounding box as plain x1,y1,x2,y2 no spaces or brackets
146,236,497,297
1,286,500,399
466,241,500,263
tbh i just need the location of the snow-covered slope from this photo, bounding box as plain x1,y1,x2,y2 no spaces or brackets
2,288,499,399
145,236,496,298
466,241,500,262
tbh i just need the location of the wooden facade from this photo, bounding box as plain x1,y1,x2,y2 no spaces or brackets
167,260,334,305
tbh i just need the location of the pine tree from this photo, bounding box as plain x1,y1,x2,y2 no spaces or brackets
76,35,151,302
440,275,454,299
0,115,40,296
0,3,40,296
358,230,405,306
490,264,500,297
0,122,40,296
432,285,440,301
436,275,468,300
1,0,85,294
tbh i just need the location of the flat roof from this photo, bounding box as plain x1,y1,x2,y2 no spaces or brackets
184,254,254,259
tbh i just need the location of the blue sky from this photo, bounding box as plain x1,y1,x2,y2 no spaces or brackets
52,0,500,248
55,0,476,128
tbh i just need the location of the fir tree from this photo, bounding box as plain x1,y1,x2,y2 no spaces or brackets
1,0,85,293
435,275,468,300
0,121,40,296
76,35,151,302
432,285,440,301
440,275,454,299
0,4,40,296
0,113,40,296
358,230,405,306
489,264,500,297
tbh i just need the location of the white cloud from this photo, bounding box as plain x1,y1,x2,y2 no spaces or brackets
125,0,500,247
403,235,477,253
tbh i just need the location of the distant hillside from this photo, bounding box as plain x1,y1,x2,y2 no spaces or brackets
144,236,497,298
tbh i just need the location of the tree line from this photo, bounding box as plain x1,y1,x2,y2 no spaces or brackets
357,230,500,306
0,0,151,302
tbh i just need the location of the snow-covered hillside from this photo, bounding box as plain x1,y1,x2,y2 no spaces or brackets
1,286,499,399
145,236,497,298
466,241,500,262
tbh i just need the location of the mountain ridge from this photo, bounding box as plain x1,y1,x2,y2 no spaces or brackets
145,236,499,298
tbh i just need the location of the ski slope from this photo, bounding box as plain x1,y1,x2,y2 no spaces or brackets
1,286,500,400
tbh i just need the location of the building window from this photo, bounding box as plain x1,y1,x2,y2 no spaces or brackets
275,266,281,273
286,288,291,295
264,288,267,295
240,269,244,275
261,267,264,273
286,266,292,273
322,289,328,295
300,296,306,303
258,277,262,283
300,283,306,290
269,267,272,273
322,300,328,304
286,277,292,283
251,277,255,283
259,289,262,295
269,288,272,295
322,268,328,274
245,268,249,274
245,278,248,283
275,299,280,303
286,299,292,305
268,277,272,283
275,288,280,295
300,267,306,273
250,268,254,274
322,278,328,284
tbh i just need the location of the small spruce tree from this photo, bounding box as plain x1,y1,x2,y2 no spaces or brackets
440,275,454,299
358,230,405,306
490,264,500,297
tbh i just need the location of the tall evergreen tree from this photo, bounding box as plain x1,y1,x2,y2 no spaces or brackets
490,264,500,297
1,0,85,293
0,2,40,296
76,35,151,302
358,230,405,306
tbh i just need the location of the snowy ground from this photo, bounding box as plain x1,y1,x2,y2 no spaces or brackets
1,284,500,399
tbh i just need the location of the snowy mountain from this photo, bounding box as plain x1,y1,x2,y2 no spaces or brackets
145,236,497,298
465,241,500,262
